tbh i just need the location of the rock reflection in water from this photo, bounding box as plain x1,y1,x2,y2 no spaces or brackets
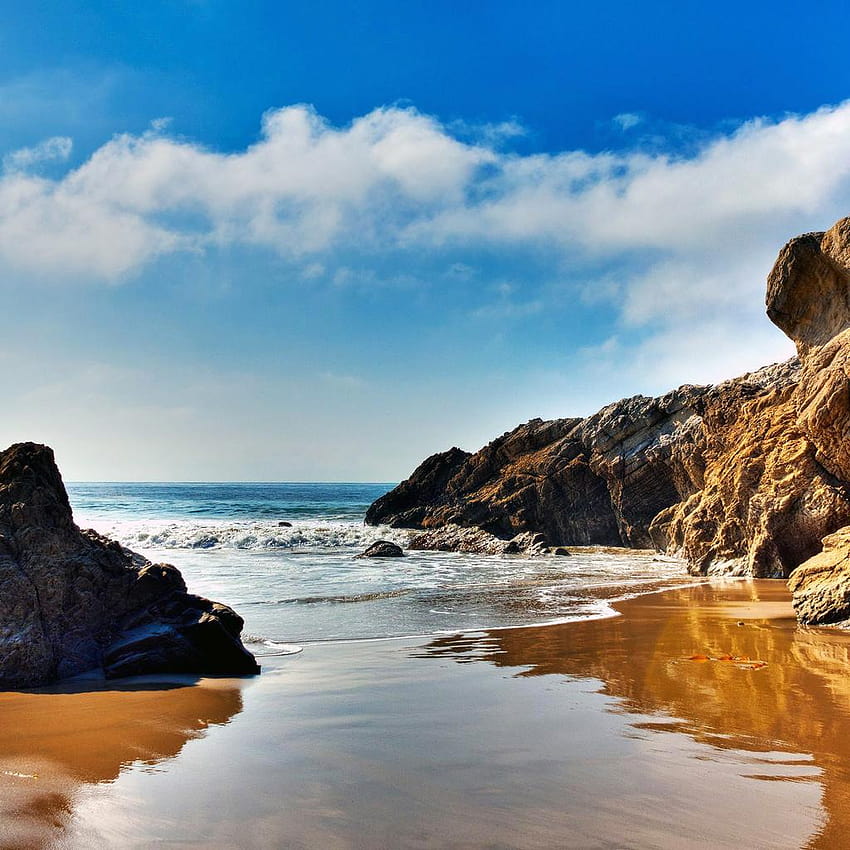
417,580,850,850
0,678,244,850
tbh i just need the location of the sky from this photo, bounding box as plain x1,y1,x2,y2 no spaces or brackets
3,1,850,481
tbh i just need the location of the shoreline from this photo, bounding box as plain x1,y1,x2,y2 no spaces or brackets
3,579,847,849
290,573,721,648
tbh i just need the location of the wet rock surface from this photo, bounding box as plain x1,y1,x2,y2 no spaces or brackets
789,526,850,625
356,540,405,558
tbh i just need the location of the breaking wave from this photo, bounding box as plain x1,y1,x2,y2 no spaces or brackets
76,517,411,552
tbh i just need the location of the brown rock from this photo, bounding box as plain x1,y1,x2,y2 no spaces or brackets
366,215,850,595
789,526,850,624
664,369,850,576
367,390,711,551
766,219,850,355
367,366,799,563
794,328,850,481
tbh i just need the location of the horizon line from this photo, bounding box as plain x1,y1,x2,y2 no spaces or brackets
64,480,401,486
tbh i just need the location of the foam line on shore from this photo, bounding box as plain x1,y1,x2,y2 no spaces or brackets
257,578,724,649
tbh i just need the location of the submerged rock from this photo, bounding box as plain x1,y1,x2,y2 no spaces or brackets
357,540,404,558
0,442,259,688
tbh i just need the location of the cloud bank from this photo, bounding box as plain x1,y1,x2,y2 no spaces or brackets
6,101,850,385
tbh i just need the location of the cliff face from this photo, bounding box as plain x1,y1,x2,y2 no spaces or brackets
0,442,259,687
368,217,850,592
367,389,710,550
368,361,811,574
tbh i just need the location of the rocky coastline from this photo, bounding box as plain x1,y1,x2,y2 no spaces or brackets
367,216,850,627
0,442,259,688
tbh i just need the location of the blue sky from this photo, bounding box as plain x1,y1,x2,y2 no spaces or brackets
2,1,850,480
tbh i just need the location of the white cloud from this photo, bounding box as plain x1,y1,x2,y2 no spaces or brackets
4,100,850,379
612,112,642,131
3,136,73,172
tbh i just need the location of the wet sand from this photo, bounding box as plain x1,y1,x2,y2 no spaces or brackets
2,580,849,848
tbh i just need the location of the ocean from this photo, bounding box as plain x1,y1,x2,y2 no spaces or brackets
67,482,697,651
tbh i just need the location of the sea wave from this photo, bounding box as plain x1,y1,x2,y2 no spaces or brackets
75,517,412,552
243,635,304,656
243,588,415,606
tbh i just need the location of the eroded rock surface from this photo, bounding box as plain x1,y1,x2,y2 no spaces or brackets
368,390,711,552
788,526,850,625
663,359,850,577
368,363,808,571
368,216,850,593
0,442,259,688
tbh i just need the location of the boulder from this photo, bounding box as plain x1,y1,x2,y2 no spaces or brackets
766,220,850,355
789,526,850,625
357,540,404,558
0,442,259,688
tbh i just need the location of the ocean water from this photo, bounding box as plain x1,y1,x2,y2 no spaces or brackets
67,482,697,650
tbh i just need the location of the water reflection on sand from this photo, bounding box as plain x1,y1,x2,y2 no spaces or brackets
0,677,246,850
4,582,850,848
418,581,850,849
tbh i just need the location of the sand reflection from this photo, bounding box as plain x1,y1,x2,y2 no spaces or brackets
0,678,244,850
419,580,850,849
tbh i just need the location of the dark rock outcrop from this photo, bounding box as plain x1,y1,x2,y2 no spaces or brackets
356,540,405,558
0,442,259,688
365,447,472,528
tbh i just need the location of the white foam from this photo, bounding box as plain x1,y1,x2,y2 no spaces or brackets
76,516,411,553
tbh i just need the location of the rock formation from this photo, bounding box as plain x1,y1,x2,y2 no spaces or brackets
0,442,259,687
367,360,821,575
788,526,850,625
367,389,712,551
368,217,850,603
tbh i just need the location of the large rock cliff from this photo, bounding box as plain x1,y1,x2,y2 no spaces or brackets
368,359,822,576
0,442,259,687
369,217,850,607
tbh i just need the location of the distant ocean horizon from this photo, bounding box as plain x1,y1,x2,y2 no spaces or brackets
67,481,698,649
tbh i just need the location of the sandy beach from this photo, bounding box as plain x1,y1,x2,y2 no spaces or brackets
1,579,847,849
